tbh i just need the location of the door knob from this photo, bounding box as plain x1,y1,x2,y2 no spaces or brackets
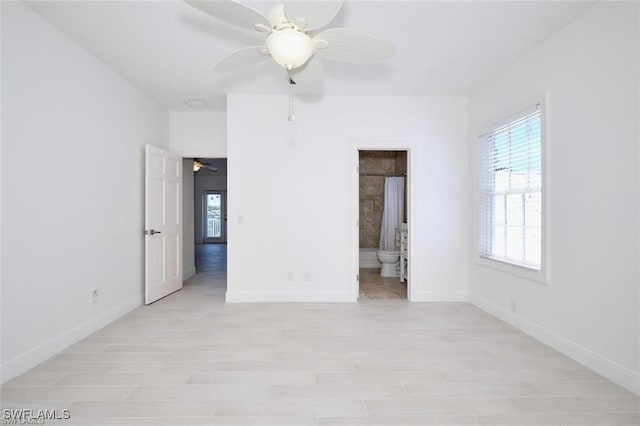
145,229,162,235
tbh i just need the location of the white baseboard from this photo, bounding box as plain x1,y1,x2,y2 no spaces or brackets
470,294,640,396
411,291,469,302
0,293,143,385
227,290,468,303
183,267,196,281
226,291,356,303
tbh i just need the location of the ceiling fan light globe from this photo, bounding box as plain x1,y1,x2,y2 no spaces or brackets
266,28,314,70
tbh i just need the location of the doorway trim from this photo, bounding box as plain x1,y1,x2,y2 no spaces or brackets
350,140,416,302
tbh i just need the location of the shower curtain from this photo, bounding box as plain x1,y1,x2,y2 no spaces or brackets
379,176,405,251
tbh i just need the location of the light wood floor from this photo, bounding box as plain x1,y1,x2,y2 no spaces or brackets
1,245,638,425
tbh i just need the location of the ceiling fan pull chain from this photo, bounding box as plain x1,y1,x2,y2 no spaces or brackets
288,76,295,122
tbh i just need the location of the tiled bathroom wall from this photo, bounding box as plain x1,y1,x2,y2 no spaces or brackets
359,151,407,249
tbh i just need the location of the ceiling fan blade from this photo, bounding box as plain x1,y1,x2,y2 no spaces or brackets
194,159,219,172
313,28,395,63
283,0,343,31
185,0,271,32
214,46,269,72
289,54,324,95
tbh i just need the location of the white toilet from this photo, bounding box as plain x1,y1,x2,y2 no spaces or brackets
376,250,401,277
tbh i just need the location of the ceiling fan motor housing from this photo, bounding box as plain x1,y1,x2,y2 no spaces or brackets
267,4,293,30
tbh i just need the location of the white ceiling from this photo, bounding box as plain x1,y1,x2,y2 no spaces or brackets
28,1,593,111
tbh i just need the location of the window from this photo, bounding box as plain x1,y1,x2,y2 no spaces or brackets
479,104,542,270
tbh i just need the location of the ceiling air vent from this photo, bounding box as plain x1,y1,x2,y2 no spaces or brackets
184,99,210,109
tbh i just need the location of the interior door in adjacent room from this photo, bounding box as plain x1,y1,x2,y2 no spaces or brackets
145,145,183,304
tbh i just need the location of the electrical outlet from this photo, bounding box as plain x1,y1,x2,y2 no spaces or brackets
287,271,294,282
91,290,99,305
303,271,311,282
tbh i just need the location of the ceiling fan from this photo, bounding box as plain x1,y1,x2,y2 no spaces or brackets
185,0,395,92
193,159,218,172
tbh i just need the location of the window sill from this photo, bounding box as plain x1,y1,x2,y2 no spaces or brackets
475,256,548,284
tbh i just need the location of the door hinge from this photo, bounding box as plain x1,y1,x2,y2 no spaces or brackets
356,220,359,228
356,274,359,281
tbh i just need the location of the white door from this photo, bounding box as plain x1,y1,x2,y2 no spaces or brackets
145,145,182,304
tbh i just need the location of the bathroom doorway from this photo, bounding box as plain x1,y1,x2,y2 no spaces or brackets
357,150,408,300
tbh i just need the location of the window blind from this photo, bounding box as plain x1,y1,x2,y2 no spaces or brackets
479,104,542,269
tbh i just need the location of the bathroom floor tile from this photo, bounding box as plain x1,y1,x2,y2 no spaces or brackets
359,268,407,299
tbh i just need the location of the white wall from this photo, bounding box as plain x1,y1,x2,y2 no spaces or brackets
227,95,468,302
0,0,4,371
182,159,195,279
194,170,227,244
468,2,639,393
1,2,169,383
169,111,226,157
637,5,640,384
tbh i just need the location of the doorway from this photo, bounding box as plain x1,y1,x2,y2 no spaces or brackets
193,158,227,246
353,147,412,301
183,158,228,295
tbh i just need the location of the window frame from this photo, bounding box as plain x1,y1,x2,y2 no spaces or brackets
476,97,549,284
